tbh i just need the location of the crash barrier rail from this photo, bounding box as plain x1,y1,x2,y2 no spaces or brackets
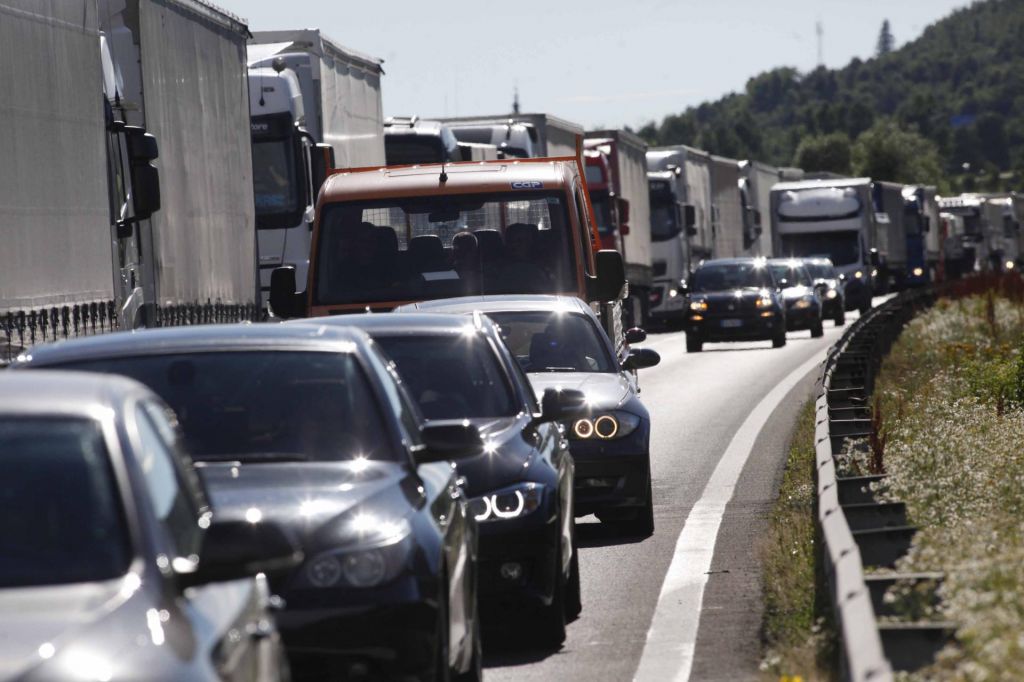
815,288,945,681
0,300,258,364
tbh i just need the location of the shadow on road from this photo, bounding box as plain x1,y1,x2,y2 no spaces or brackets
576,520,650,547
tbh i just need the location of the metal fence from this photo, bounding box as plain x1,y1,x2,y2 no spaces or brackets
815,288,954,681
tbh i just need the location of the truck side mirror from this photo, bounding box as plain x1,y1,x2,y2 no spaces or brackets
684,204,697,229
310,143,334,198
125,126,161,221
753,208,762,227
269,266,305,319
590,250,626,302
616,197,631,225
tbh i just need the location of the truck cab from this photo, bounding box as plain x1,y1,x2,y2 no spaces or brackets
645,162,698,326
384,117,462,165
269,158,626,337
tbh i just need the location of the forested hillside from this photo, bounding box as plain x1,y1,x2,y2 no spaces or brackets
638,0,1024,189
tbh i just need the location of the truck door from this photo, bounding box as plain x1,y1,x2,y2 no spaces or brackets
105,104,145,329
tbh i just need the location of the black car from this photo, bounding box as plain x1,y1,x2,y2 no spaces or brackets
682,258,788,352
397,296,661,537
802,257,846,326
768,259,825,338
305,313,585,645
0,371,297,681
15,325,483,682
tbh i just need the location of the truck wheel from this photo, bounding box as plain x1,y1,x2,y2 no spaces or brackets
811,318,825,338
686,335,703,353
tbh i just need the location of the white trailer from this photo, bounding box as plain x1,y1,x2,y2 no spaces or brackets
2,0,257,359
710,155,747,258
440,113,582,159
248,30,386,305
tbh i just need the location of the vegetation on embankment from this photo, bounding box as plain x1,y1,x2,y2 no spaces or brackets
873,284,1024,677
760,400,837,681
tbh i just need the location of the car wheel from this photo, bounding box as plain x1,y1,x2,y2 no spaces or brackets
534,530,567,647
564,542,582,622
834,307,846,326
630,473,655,538
686,334,703,353
811,318,824,338
772,327,787,348
429,584,452,682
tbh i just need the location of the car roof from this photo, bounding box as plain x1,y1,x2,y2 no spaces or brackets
0,370,147,418
15,323,371,367
293,312,491,336
395,294,593,317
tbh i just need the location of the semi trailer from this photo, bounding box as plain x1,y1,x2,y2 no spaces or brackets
248,30,386,306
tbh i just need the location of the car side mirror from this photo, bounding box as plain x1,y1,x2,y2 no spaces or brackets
869,248,881,266
623,347,661,371
625,327,647,344
590,249,626,302
177,519,301,589
269,266,305,318
537,388,587,424
416,421,483,463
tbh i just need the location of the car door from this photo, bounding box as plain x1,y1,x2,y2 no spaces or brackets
132,400,283,682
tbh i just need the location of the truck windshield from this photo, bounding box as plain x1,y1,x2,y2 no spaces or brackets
385,137,446,165
691,262,773,292
777,187,863,222
57,352,393,465
314,192,576,305
0,418,130,588
253,137,301,223
650,193,680,241
779,232,860,266
590,191,614,235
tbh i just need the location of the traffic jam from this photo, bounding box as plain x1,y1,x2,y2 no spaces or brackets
1,2,1005,681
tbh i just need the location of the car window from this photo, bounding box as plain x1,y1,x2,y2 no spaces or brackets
58,351,394,464
487,311,617,373
134,405,202,560
0,417,131,587
366,344,424,447
374,333,519,420
691,262,773,291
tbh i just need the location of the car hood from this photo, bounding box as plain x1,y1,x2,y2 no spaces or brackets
527,372,632,410
198,461,414,551
0,577,145,680
689,288,766,303
446,416,537,497
782,285,815,300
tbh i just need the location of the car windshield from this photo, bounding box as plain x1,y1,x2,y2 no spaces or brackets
486,311,616,374
373,334,518,420
385,136,446,165
804,261,838,279
690,262,774,292
57,352,393,464
313,191,576,305
0,418,131,588
769,263,813,287
779,231,860,266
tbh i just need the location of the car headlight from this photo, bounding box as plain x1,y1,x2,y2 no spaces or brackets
755,296,773,308
792,296,813,309
854,270,864,279
912,267,924,277
689,300,707,312
302,516,412,588
669,288,679,298
570,411,641,440
468,483,544,522
825,289,838,299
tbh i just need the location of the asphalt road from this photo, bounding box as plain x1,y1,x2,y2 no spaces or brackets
482,310,869,682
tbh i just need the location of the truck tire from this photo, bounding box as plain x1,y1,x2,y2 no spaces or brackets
686,335,703,353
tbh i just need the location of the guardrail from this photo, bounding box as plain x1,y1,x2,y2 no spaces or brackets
815,289,947,681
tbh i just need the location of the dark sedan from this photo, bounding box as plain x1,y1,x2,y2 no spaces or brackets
682,258,788,352
768,259,825,338
304,313,586,645
0,372,297,682
15,325,482,682
396,296,661,537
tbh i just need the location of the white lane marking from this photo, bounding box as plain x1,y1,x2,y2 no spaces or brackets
633,352,825,682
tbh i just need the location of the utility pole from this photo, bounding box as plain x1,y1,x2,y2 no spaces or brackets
512,85,520,115
816,20,824,66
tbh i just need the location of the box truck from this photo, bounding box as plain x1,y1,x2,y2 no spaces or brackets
248,30,385,306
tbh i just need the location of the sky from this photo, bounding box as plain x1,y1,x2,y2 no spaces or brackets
217,0,971,130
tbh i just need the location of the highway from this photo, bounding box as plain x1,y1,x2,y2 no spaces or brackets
483,314,866,681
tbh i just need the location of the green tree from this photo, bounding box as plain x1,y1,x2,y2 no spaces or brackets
877,19,895,56
792,133,853,174
851,119,943,184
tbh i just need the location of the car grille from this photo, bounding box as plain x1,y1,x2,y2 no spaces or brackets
705,297,758,316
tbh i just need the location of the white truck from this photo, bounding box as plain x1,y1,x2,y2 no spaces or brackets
645,146,714,325
584,130,653,327
738,160,781,257
2,0,257,359
710,155,751,258
248,30,386,306
771,177,882,314
440,113,582,159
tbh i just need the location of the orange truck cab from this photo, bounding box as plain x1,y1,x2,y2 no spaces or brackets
269,157,627,335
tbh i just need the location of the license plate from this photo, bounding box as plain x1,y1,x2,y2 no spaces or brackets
720,319,743,328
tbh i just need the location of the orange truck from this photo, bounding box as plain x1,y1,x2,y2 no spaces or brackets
269,155,628,339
